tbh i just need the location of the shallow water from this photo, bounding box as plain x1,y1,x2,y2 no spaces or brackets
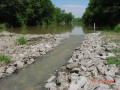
0,25,88,90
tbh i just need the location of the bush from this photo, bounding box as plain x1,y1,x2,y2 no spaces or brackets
0,24,6,31
114,24,120,33
0,55,10,63
16,36,27,45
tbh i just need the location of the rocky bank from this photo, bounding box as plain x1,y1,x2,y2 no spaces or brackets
0,31,69,78
45,32,120,90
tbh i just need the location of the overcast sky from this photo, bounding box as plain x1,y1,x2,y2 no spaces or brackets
51,0,89,18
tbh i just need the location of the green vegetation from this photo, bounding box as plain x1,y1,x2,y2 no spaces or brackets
0,24,6,31
107,49,120,65
53,7,74,24
82,0,120,27
16,36,27,45
0,55,10,63
0,0,74,27
73,18,82,23
107,57,120,65
114,24,120,33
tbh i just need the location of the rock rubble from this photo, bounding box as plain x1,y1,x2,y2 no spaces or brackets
45,32,120,90
0,31,69,78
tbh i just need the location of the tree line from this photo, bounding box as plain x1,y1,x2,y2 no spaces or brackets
0,0,74,27
82,0,120,27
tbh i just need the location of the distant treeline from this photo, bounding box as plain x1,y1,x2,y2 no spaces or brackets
0,0,74,27
82,0,120,27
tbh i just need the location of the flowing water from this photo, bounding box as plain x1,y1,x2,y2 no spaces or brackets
0,24,91,90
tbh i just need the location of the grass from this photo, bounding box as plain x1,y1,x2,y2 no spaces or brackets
102,27,120,43
107,49,120,65
16,36,27,45
107,57,120,65
101,26,120,65
0,55,10,64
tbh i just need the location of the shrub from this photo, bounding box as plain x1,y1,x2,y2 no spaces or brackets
114,24,120,33
16,36,27,45
0,55,10,63
0,24,6,31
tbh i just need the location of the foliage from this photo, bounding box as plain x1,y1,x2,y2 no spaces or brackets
114,24,120,33
0,24,6,31
53,7,74,24
73,18,83,22
0,55,10,63
0,0,74,27
16,36,27,45
0,0,54,27
82,0,120,27
64,13,74,24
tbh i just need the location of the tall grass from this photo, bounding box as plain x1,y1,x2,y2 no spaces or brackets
0,55,10,64
16,36,27,45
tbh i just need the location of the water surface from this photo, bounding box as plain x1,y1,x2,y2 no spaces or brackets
0,25,89,90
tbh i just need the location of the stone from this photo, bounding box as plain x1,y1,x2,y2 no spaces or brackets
96,84,110,90
114,76,120,86
81,65,87,71
56,72,68,85
66,62,79,70
68,82,80,90
45,44,52,52
105,75,114,81
67,59,74,64
45,82,57,90
6,66,16,75
70,73,79,82
39,44,46,52
68,76,87,90
0,67,5,73
107,53,116,58
105,70,115,77
71,68,80,74
84,82,99,90
19,54,25,58
58,82,69,90
47,75,56,83
14,61,24,69
27,59,34,65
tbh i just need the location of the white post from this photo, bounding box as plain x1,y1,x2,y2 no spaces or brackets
94,23,95,31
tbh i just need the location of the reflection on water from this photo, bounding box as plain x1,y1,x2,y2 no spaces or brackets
5,24,92,34
0,24,93,90
6,25,73,34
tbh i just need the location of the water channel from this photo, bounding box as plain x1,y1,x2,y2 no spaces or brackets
0,24,92,90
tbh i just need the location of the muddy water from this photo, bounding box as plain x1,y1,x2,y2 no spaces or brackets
0,25,86,90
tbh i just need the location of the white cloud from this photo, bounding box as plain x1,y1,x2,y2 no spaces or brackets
62,5,86,8
59,5,87,18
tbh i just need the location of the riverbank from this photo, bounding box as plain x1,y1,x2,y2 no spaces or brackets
0,31,69,78
45,32,120,90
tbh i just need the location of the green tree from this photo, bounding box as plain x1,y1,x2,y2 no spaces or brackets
64,13,74,24
0,0,54,27
82,0,120,27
